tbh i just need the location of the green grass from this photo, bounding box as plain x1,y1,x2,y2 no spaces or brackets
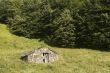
0,24,110,73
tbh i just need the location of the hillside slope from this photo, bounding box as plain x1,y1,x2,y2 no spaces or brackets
0,24,110,73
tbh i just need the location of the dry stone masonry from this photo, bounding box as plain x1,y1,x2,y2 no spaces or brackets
20,47,58,63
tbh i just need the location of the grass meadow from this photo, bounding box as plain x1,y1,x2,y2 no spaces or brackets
0,24,110,73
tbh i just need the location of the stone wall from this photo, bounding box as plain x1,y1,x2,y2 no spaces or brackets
27,48,58,63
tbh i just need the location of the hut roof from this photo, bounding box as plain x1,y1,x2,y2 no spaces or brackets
21,47,57,57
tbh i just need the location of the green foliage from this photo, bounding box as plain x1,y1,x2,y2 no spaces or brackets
75,0,110,49
7,0,53,38
0,0,22,23
0,0,110,50
48,9,75,47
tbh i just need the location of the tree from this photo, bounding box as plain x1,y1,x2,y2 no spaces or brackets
75,0,110,49
48,9,76,47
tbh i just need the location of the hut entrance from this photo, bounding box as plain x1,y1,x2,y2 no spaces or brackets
43,53,49,63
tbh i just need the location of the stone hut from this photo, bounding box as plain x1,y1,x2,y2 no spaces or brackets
20,48,58,63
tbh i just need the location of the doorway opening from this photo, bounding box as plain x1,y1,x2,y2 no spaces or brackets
43,53,49,63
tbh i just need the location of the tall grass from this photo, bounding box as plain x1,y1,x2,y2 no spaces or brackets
0,24,110,73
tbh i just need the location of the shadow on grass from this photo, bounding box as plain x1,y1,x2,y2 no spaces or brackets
8,32,110,52
39,38,110,52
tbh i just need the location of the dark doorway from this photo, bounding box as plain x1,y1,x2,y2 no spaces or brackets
43,53,49,63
